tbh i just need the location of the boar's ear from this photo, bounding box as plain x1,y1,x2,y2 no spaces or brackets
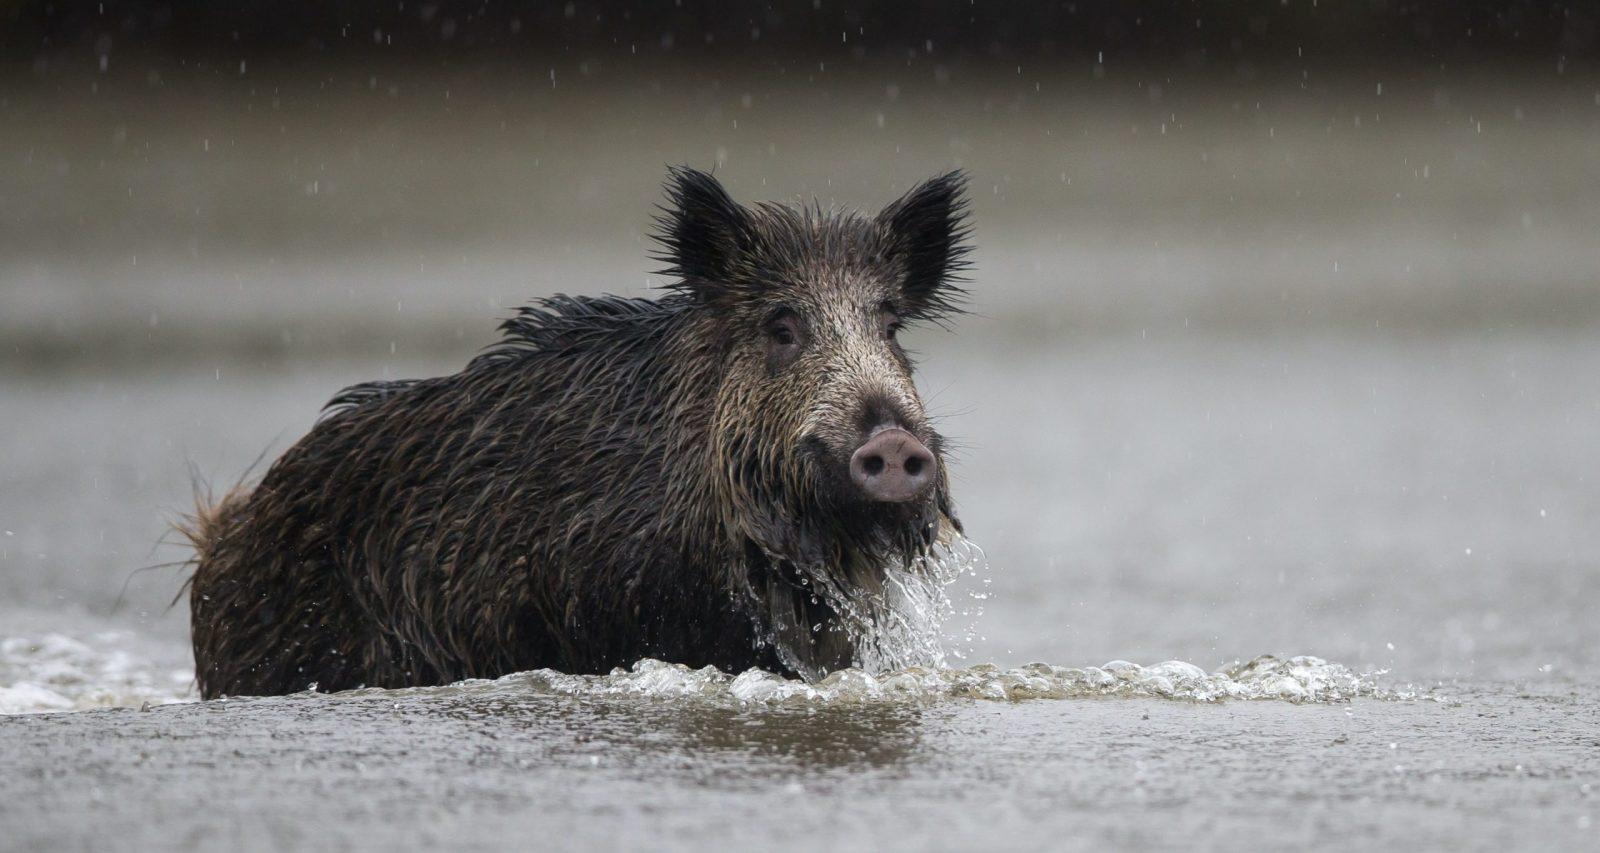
654,166,757,307
876,171,972,323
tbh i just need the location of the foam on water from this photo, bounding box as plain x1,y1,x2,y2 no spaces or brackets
0,634,1402,714
396,653,1398,708
0,633,195,715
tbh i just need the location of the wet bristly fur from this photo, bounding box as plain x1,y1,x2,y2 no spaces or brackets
187,167,971,698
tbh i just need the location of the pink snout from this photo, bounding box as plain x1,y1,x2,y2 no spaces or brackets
849,428,936,502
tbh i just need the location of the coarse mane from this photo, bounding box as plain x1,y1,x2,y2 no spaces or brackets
320,293,695,422
468,293,691,369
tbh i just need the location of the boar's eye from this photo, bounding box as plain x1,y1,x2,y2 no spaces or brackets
879,301,904,341
764,309,804,364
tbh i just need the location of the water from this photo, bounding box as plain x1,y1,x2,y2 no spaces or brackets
0,632,192,715
0,638,1397,715
4,64,1600,850
3,330,1598,850
354,653,1401,706
2,668,1592,851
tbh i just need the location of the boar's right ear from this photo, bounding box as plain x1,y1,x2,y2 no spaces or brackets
653,166,757,307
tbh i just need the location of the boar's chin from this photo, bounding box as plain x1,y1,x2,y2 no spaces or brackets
836,497,943,560
737,494,954,682
739,490,941,573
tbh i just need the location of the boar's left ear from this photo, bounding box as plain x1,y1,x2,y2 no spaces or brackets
654,166,758,308
876,171,972,323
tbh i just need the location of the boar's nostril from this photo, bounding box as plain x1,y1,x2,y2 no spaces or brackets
849,428,935,503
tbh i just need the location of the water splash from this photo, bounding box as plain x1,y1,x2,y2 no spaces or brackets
0,633,194,715
480,653,1399,707
1,635,1407,714
852,533,989,673
754,530,989,680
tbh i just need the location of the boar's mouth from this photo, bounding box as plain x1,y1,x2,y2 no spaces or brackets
733,446,960,680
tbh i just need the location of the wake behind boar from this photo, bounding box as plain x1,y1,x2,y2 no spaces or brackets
185,168,972,698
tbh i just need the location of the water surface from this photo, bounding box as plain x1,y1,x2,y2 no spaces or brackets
4,64,1599,849
3,330,1598,850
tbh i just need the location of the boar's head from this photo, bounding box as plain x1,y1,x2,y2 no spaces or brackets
655,167,969,601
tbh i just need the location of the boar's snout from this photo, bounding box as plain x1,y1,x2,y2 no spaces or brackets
849,427,936,503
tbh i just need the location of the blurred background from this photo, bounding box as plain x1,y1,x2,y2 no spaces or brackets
2,2,1598,685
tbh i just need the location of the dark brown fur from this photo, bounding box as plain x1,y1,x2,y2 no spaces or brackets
186,168,971,698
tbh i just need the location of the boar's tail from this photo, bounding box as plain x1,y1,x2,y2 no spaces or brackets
171,449,269,592
164,474,254,615
173,441,277,567
175,484,251,561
